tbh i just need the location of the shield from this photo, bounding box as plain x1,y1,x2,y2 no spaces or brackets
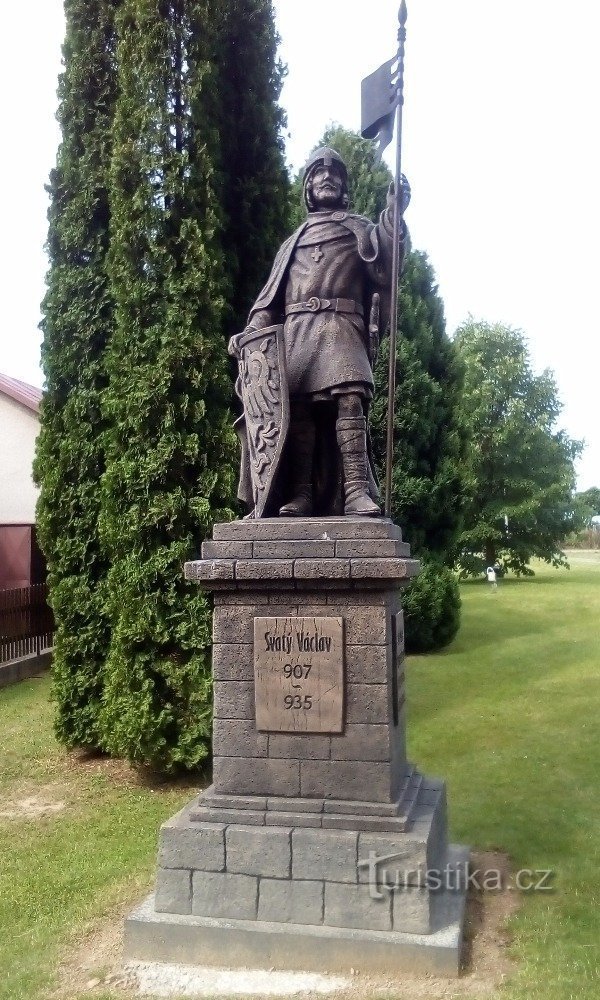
237,325,289,518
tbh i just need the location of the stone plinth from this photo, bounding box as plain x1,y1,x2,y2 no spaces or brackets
125,518,468,977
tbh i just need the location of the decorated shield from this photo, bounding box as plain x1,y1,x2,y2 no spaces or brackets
237,325,289,518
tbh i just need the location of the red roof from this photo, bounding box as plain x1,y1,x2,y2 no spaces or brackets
0,373,42,415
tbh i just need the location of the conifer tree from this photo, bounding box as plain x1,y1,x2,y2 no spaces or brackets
99,0,237,772
212,0,291,338
34,0,120,749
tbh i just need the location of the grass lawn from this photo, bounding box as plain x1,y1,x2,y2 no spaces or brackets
0,552,599,999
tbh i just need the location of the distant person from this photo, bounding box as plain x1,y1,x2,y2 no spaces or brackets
486,566,498,590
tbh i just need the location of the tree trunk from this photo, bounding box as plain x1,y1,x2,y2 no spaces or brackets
485,541,496,566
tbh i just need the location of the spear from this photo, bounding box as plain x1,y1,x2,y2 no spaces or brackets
384,1,407,519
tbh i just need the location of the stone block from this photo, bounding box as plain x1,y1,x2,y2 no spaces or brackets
346,683,390,725
323,798,400,817
212,643,253,681
324,882,392,931
253,540,335,559
191,807,265,826
335,606,387,645
265,811,322,828
213,680,254,720
235,559,294,580
213,719,267,758
293,559,350,580
268,733,331,760
392,885,433,933
357,832,430,887
267,797,324,813
192,871,257,920
350,558,420,581
345,644,389,684
200,787,267,811
327,590,390,606
300,760,396,802
258,878,324,925
271,591,325,605
213,606,262,644
185,560,234,582
158,814,225,872
292,828,357,883
330,724,391,762
335,539,411,558
212,517,402,542
155,868,192,914
226,824,292,878
213,757,301,797
258,604,300,618
214,590,271,606
322,814,409,833
358,790,448,885
202,540,253,559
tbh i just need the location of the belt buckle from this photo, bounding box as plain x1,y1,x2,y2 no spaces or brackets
306,296,321,312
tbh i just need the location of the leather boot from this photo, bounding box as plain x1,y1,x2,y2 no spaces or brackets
336,416,381,516
279,416,315,516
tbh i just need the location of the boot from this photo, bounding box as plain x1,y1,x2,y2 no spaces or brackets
337,416,381,516
279,416,315,516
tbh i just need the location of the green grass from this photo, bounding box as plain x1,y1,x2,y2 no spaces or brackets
409,552,600,999
0,685,196,1000
0,553,599,999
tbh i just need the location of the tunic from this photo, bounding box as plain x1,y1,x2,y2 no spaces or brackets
284,220,372,397
247,207,401,401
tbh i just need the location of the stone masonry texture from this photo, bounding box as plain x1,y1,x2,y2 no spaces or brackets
156,520,459,942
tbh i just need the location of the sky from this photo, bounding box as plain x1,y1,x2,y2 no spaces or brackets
0,1,598,489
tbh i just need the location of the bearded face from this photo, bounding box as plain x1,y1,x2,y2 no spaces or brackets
304,163,349,212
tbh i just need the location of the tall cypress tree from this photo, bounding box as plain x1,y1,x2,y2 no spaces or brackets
34,0,120,750
212,0,291,338
99,0,237,772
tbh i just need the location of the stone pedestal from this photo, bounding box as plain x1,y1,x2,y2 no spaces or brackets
125,518,469,977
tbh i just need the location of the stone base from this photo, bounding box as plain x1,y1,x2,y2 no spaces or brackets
125,846,469,978
133,517,468,978
190,763,439,832
154,775,449,929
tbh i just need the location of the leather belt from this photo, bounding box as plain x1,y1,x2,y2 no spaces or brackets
285,297,363,318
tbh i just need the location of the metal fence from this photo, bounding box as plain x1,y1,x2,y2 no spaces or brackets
0,584,54,665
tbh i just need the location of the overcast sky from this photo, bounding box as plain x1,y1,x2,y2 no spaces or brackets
0,1,598,489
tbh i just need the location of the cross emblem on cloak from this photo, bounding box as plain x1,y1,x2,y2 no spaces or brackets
311,246,324,263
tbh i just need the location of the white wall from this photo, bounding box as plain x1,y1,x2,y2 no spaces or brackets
0,394,40,523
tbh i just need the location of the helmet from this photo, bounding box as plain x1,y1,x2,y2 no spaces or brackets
302,146,349,185
302,146,349,211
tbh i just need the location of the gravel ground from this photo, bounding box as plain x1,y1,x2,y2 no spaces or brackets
125,961,351,997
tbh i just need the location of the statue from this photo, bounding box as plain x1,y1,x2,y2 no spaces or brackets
229,146,409,520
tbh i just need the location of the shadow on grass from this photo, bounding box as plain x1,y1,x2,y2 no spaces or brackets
68,747,210,794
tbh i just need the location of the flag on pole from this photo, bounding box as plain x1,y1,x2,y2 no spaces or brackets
361,56,398,160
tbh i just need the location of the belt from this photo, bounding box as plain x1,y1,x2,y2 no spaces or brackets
285,297,363,318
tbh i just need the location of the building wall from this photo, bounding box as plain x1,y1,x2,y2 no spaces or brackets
0,394,40,524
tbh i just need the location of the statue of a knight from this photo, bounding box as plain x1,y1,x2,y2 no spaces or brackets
229,146,409,519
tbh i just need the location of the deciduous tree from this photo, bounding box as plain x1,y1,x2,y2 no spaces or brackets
455,320,582,576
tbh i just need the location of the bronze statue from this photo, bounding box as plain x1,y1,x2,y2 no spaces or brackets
229,146,409,519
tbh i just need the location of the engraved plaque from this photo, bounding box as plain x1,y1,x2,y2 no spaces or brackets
254,617,344,733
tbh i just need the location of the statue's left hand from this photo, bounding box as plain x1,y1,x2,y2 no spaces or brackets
228,333,243,358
